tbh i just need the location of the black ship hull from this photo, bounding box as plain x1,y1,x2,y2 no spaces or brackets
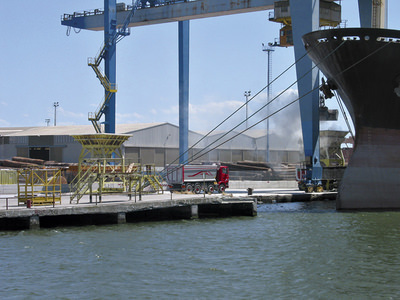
302,28,400,210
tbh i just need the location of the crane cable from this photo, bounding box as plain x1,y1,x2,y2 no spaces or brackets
188,83,323,163
160,48,315,178
180,40,347,166
66,26,81,36
333,90,355,140
187,38,394,166
164,41,322,169
162,37,395,178
188,37,393,165
160,40,346,177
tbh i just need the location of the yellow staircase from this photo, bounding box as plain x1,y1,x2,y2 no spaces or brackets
69,164,98,203
87,45,117,133
134,165,164,194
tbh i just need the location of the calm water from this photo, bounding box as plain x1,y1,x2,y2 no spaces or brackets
1,201,400,299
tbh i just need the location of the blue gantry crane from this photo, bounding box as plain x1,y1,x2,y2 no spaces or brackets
61,0,386,187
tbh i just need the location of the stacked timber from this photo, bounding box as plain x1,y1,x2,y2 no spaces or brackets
237,161,271,170
0,157,73,169
0,159,39,168
12,156,45,165
223,161,271,171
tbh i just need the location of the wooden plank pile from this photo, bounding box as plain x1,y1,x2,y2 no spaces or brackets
0,157,72,169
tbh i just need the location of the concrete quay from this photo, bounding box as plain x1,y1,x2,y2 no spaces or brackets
247,190,337,203
228,180,337,203
0,181,337,230
0,192,257,231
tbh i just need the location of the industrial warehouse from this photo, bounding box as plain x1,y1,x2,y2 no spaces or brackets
0,122,303,168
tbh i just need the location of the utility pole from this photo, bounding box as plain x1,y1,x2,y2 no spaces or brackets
244,90,251,129
262,43,274,162
53,102,59,126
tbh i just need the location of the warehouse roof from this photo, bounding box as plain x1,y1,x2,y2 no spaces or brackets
0,123,167,137
0,123,306,151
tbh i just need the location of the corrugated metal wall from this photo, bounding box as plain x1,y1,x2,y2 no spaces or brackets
0,169,17,184
0,123,303,166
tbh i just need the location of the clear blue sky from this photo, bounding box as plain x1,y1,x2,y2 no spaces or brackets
0,1,399,132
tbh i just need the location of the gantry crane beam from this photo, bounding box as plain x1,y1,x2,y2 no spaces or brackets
61,0,274,31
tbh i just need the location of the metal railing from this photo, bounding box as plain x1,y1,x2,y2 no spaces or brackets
62,0,199,21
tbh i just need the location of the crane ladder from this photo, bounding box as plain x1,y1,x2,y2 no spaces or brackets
87,2,138,132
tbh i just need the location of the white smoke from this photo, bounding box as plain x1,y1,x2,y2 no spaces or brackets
251,88,303,151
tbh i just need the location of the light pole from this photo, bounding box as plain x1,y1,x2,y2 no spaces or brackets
53,102,59,126
244,90,251,129
262,43,274,162
45,119,50,126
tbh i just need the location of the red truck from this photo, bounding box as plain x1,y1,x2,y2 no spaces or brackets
165,164,229,193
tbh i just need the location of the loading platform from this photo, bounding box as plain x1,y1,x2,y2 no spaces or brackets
69,134,164,204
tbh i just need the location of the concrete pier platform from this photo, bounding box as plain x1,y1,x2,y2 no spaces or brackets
0,192,257,230
0,181,337,230
250,191,337,203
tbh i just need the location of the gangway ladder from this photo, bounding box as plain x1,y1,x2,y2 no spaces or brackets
87,1,138,133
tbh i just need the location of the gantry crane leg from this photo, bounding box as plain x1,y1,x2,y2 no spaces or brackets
290,0,323,186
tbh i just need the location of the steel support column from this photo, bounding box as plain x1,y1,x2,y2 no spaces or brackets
358,0,387,28
179,20,189,165
290,0,322,180
358,0,373,27
104,0,117,133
